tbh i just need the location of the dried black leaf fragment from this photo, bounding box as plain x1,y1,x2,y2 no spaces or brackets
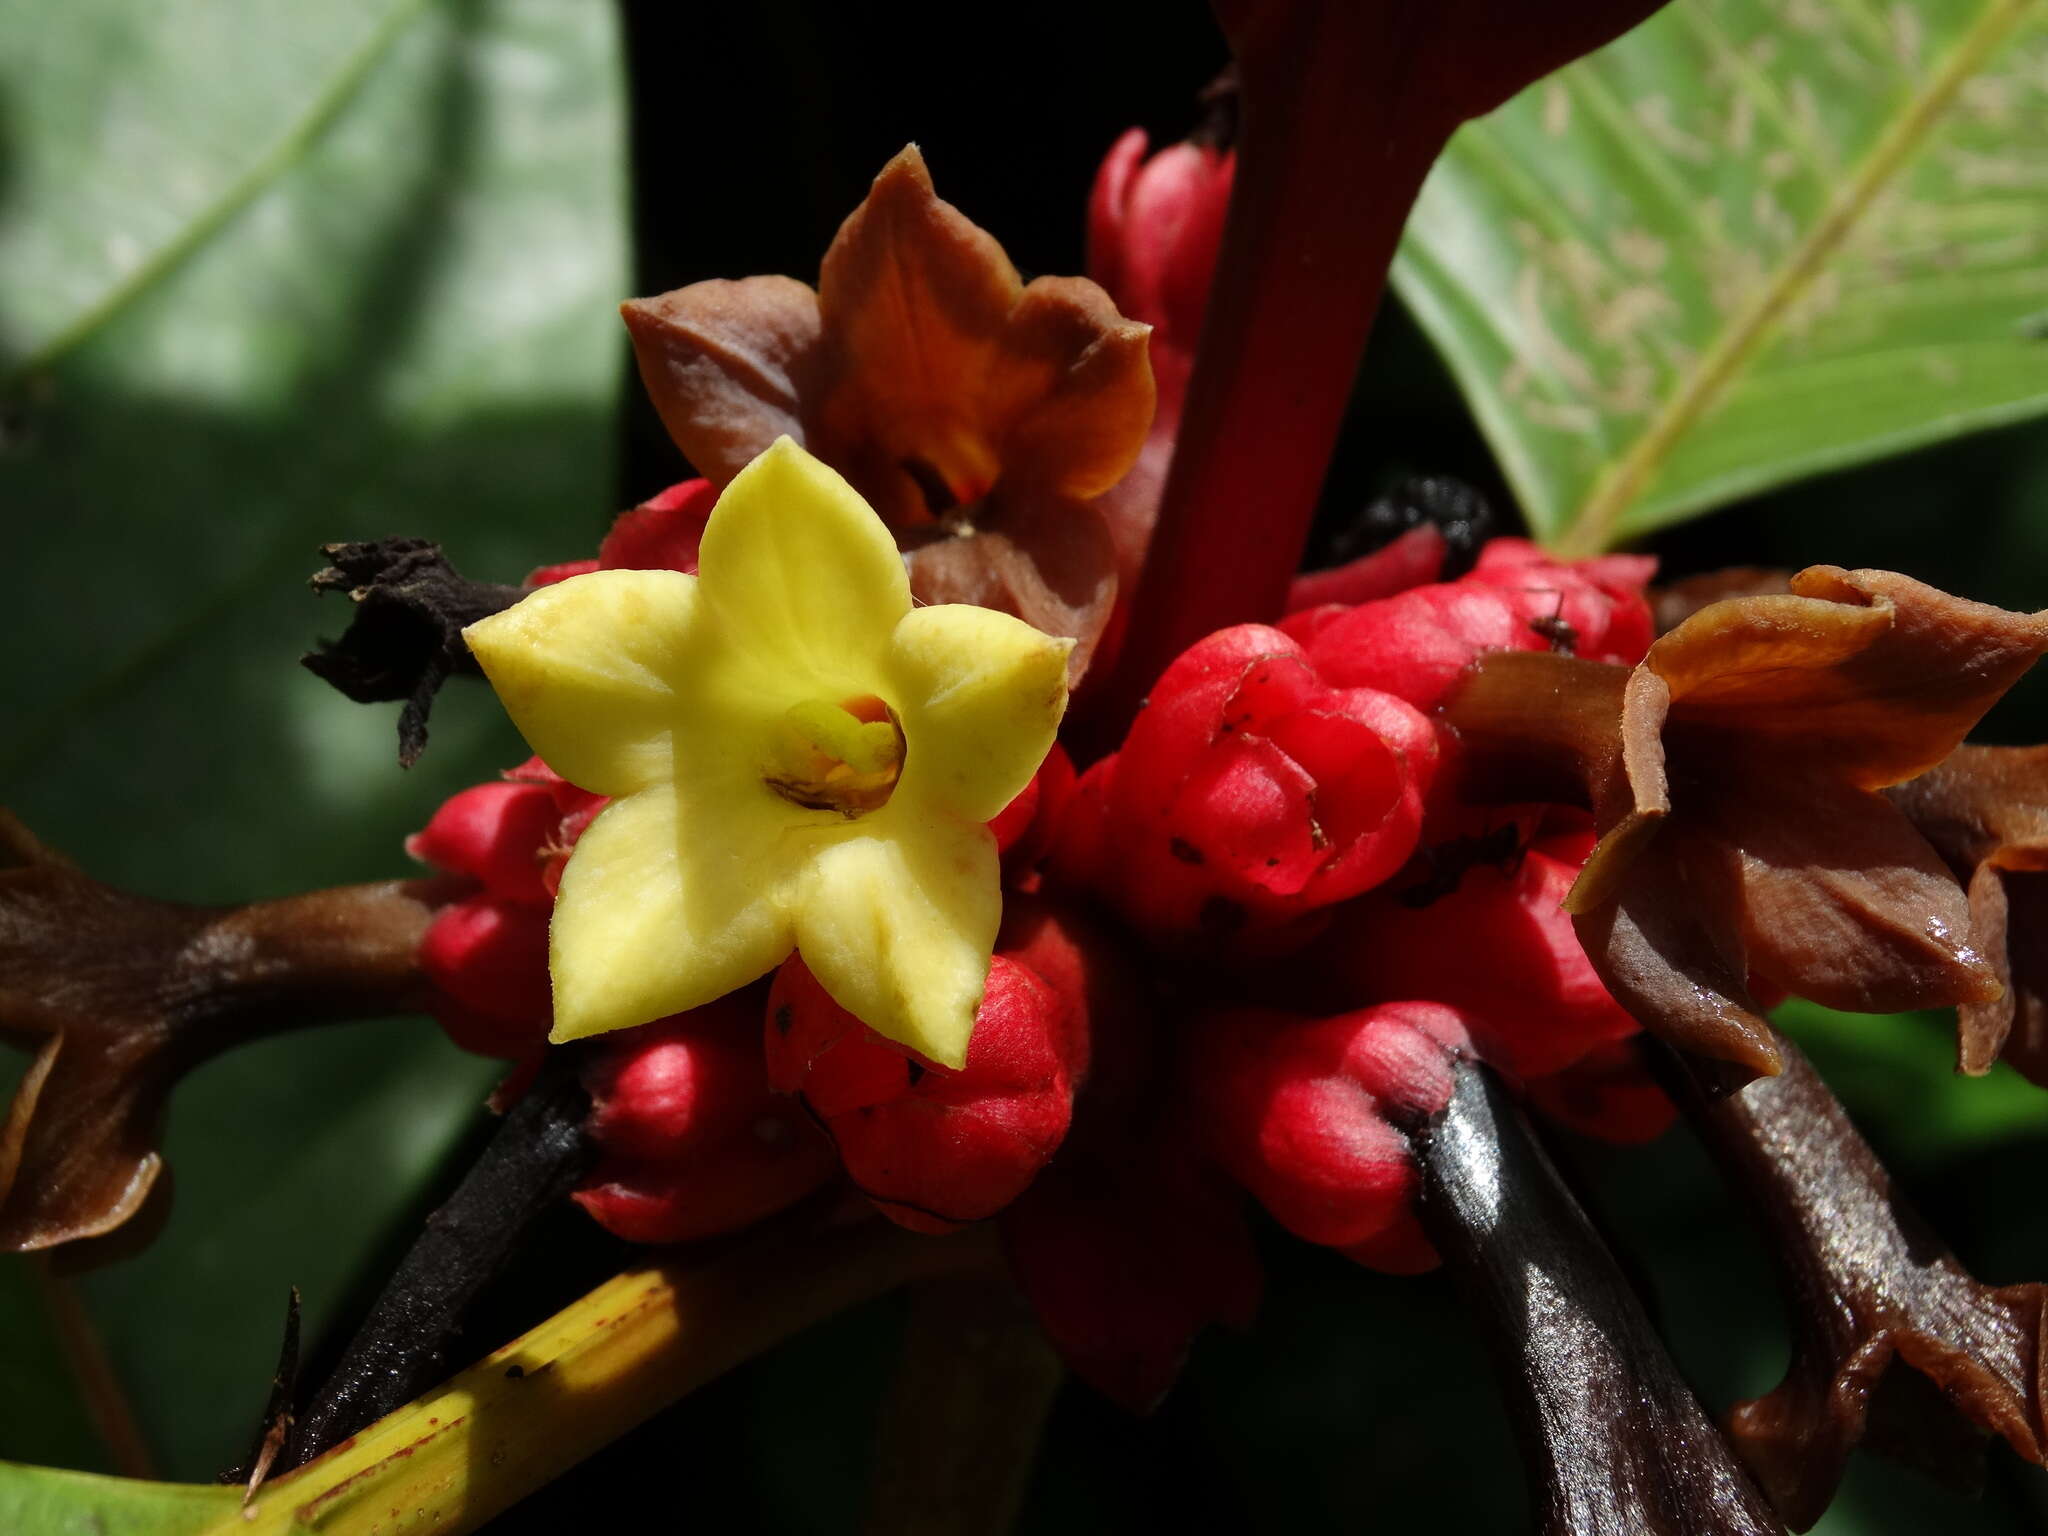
303,538,527,767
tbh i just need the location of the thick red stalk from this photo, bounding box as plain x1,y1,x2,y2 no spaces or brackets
1099,6,1447,723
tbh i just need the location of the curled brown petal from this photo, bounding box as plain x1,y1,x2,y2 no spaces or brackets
1572,826,1783,1080
1652,569,1794,636
1701,771,1998,1016
1664,1034,2048,1529
621,275,823,483
1651,568,2048,788
0,811,444,1252
1890,745,2048,1080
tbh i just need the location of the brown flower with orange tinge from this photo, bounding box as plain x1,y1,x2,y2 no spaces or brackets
621,147,1155,681
1445,567,2048,1079
1890,744,2048,1084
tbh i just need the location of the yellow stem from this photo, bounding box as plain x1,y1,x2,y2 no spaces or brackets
215,1218,984,1536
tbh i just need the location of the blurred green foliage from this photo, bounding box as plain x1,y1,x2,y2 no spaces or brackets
0,0,623,1483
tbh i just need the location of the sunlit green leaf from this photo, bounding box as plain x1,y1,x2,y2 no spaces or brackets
0,0,623,1478
0,1461,241,1536
1394,0,2048,553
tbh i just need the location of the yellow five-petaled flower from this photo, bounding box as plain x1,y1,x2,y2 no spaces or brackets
465,438,1071,1067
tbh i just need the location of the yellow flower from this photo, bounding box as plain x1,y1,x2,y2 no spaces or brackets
464,438,1071,1067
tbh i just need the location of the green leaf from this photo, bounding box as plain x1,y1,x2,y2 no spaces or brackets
1393,0,2048,553
0,1461,241,1536
0,0,624,1478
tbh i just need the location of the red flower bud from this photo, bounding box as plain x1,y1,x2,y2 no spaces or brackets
528,558,600,586
1087,129,1234,409
1001,1141,1260,1412
1188,1002,1468,1272
1311,819,1639,1079
766,953,1075,1232
598,477,717,574
409,764,609,1057
575,996,837,1245
1072,625,1435,939
404,780,559,905
417,896,551,1055
1284,539,1654,713
1284,523,1448,617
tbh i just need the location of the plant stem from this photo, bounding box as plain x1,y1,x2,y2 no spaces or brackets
221,1220,987,1536
284,1049,595,1469
1413,1059,1782,1535
861,1269,1065,1535
1099,6,1440,720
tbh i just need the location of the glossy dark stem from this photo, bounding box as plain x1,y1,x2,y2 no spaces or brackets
1659,1034,2048,1529
284,1049,594,1467
1415,1060,1783,1536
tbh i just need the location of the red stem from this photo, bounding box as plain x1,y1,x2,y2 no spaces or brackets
1099,5,1450,722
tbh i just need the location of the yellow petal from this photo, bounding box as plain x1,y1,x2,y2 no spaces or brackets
885,603,1071,824
790,814,1000,1068
548,783,796,1042
464,570,701,797
696,437,910,691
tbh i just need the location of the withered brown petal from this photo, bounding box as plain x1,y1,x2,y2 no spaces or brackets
1651,568,1794,636
621,275,824,483
1889,745,2048,1080
1669,1036,2048,1530
0,820,439,1253
1700,769,1998,1016
1653,568,2048,789
1572,827,1783,1079
815,146,1022,521
0,848,207,1250
902,492,1118,685
985,276,1155,503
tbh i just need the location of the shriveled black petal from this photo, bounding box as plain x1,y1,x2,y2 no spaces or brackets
302,538,527,767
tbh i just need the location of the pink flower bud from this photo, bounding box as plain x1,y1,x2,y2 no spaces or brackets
766,953,1075,1232
575,997,837,1246
1188,1002,1469,1272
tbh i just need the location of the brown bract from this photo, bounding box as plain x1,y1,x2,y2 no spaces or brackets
0,810,442,1255
1444,567,2048,1079
1890,744,2048,1083
621,147,1155,681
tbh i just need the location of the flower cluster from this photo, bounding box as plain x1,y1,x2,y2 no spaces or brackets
393,130,2048,1428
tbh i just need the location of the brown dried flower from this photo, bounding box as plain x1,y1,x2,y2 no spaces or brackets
622,146,1155,680
1445,567,2048,1078
1889,743,2048,1083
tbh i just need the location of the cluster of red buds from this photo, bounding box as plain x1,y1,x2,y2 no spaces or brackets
405,447,1673,1411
